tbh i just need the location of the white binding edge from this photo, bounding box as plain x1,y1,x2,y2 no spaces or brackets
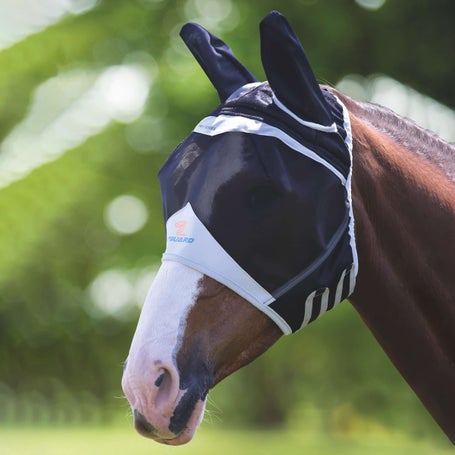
272,95,338,133
163,255,292,335
332,94,359,282
194,114,347,186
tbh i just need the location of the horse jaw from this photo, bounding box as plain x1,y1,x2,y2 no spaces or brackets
177,274,283,388
122,261,207,445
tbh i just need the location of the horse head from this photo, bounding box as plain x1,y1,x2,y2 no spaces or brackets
122,11,357,445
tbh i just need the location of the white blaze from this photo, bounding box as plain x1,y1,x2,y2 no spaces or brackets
122,261,203,417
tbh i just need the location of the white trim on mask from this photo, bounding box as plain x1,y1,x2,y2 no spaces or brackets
272,95,338,133
162,202,293,334
194,115,347,186
333,94,359,280
300,287,330,329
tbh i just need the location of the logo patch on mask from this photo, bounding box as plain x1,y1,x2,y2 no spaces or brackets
168,219,195,244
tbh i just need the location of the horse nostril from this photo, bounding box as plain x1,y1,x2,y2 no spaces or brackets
155,372,165,387
153,368,178,412
133,409,156,437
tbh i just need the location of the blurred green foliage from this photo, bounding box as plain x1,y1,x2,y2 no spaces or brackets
0,0,453,449
1,424,454,455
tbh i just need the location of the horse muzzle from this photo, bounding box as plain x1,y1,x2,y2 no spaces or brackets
132,402,206,445
122,356,210,445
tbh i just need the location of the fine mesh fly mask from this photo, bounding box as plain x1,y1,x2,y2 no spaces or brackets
159,11,358,334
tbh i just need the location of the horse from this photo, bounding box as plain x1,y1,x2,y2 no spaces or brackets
121,11,455,445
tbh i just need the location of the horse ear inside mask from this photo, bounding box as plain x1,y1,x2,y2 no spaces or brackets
158,11,358,334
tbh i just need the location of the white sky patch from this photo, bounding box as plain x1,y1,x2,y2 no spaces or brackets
0,64,152,189
355,0,386,10
125,115,165,153
337,75,455,142
98,65,152,123
104,194,149,236
184,0,239,32
0,0,99,52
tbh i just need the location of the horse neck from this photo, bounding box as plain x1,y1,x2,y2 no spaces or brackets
350,112,455,314
345,102,455,442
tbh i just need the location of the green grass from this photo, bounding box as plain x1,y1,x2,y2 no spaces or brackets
0,423,454,455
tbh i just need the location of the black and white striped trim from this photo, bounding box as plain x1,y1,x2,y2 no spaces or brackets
299,265,356,330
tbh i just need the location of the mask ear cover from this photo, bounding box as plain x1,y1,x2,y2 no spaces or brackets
260,11,333,126
180,22,258,102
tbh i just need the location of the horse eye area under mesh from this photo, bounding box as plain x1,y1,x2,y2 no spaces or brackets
246,184,281,211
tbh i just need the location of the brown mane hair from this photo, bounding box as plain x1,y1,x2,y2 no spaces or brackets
331,88,455,182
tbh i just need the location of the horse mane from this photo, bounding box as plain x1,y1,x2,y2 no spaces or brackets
329,88,455,182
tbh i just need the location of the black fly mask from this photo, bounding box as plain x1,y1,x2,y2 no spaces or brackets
158,11,358,333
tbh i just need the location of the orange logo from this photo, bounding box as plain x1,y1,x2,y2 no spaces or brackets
175,220,187,236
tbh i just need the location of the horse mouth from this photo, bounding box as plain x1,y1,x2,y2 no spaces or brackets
153,426,198,445
134,395,207,446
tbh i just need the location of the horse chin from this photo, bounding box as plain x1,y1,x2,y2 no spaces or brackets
138,397,207,446
167,397,206,445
